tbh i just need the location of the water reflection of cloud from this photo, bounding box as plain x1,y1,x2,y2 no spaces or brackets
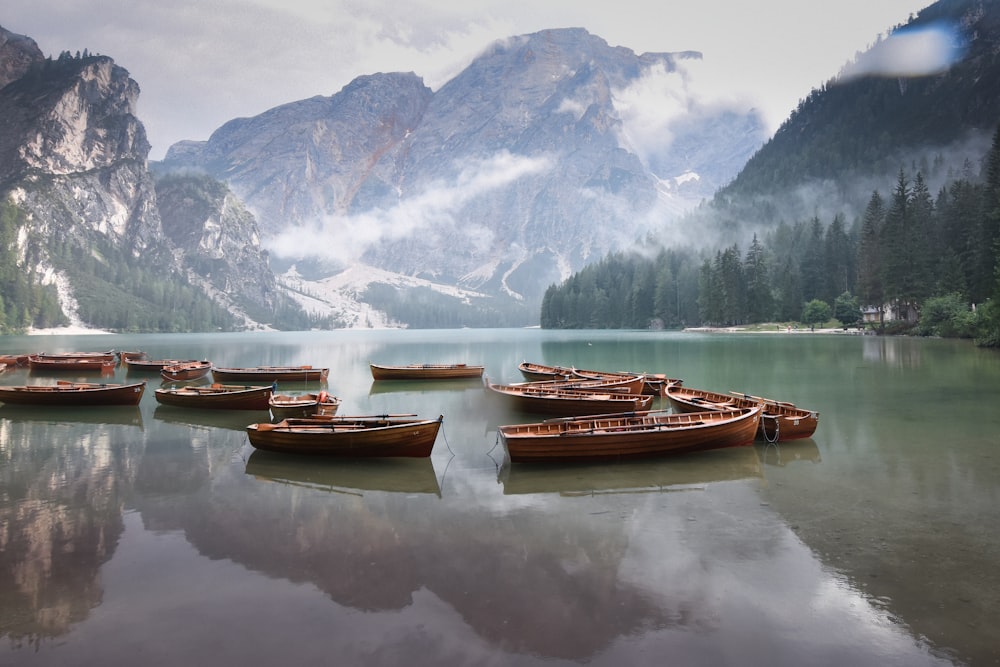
614,484,952,665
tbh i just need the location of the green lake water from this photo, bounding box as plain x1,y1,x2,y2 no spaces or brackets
0,329,997,666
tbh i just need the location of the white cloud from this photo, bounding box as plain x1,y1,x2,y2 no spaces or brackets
3,0,933,159
268,151,553,263
840,21,965,80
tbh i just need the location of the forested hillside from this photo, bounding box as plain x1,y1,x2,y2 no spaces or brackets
541,125,1000,346
541,0,1000,347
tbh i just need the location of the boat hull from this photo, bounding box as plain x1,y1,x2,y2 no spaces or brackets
665,385,818,442
160,361,213,382
486,379,653,416
154,384,273,410
125,358,190,373
268,393,341,419
213,366,329,383
27,355,115,372
246,416,443,457
499,407,761,463
0,381,146,406
370,363,484,380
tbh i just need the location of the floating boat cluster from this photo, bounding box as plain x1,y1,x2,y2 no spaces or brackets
0,351,818,461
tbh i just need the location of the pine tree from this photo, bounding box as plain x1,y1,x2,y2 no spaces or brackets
857,190,886,325
744,234,773,323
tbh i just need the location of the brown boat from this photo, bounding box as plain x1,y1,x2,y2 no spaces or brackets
269,391,342,419
154,383,274,410
570,367,682,396
519,361,677,396
369,362,485,380
518,361,574,382
160,360,213,382
530,374,647,395
27,354,116,373
0,380,146,406
664,385,819,442
246,414,444,457
125,357,190,372
0,354,29,367
212,366,329,383
498,406,762,463
34,350,116,361
485,378,653,416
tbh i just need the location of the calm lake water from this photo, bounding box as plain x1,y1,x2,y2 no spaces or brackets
1,329,998,666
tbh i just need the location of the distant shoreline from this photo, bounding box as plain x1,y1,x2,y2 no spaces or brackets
683,325,864,335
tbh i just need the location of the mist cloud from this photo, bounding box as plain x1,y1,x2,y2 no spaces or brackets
841,21,965,80
267,150,553,264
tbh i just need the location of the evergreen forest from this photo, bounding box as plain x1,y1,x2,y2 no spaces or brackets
540,126,1000,348
0,200,235,333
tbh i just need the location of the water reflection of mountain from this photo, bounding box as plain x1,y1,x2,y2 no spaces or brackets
754,439,821,467
136,461,692,660
0,404,144,429
0,418,141,642
499,445,762,496
245,450,442,496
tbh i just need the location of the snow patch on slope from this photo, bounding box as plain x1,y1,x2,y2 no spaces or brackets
279,263,493,329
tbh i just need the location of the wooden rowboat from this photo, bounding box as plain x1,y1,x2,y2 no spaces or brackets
527,374,647,395
34,350,116,361
664,384,819,442
0,380,146,406
160,360,213,382
369,362,485,380
570,367,682,396
246,414,444,457
269,391,342,419
518,361,574,382
498,406,762,463
154,383,274,410
125,358,190,372
0,354,29,367
27,354,116,372
485,378,653,416
519,361,678,395
212,366,329,383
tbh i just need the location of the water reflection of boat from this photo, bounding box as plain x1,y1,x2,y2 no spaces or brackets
499,444,762,496
368,377,484,395
755,439,822,466
153,404,258,431
0,403,144,428
245,449,442,496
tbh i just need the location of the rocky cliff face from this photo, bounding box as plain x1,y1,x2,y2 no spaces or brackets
0,25,284,331
155,173,279,316
161,28,768,310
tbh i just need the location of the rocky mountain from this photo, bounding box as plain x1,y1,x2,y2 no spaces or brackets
0,25,294,332
161,28,769,321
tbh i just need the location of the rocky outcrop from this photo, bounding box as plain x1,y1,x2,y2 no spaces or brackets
0,24,289,331
0,25,43,88
155,173,278,314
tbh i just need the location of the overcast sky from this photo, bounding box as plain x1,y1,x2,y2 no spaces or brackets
5,0,932,160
